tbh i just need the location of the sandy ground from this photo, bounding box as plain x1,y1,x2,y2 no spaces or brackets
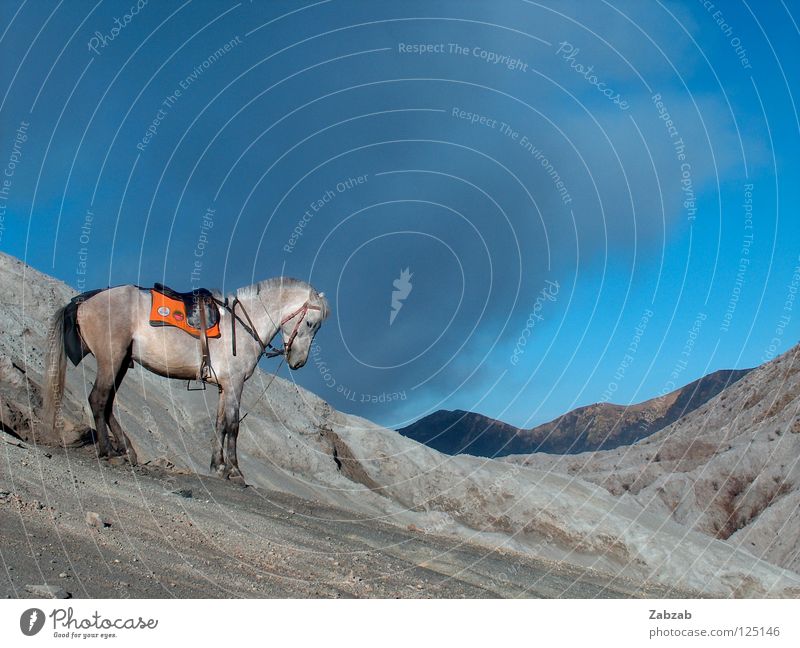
0,432,692,599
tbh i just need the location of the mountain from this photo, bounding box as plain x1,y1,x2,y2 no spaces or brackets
1,251,798,597
398,369,752,457
396,409,522,457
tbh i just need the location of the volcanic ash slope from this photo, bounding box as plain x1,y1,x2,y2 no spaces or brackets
0,251,797,597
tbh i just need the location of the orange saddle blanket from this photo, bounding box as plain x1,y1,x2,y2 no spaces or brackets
149,289,221,338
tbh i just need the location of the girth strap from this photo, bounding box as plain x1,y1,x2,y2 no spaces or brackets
198,298,211,381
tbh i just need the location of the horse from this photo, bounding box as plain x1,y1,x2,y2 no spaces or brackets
41,277,329,484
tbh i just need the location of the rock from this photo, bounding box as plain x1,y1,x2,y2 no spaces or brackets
171,489,192,498
58,572,68,578
147,457,175,471
85,511,111,528
24,584,70,599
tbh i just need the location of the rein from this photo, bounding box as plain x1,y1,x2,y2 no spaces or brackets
238,354,284,423
280,301,322,353
224,297,283,359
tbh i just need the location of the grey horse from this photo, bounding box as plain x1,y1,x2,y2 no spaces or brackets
42,277,329,484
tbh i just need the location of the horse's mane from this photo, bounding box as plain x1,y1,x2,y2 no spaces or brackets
236,276,305,297
236,277,330,319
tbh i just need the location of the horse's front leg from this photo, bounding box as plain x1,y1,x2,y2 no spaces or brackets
225,424,244,485
210,389,227,477
223,381,245,485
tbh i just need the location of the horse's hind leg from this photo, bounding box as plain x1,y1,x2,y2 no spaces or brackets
88,336,131,459
108,412,138,464
106,346,138,464
77,288,138,460
88,370,116,458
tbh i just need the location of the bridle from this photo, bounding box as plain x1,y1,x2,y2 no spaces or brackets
224,296,321,360
279,300,322,356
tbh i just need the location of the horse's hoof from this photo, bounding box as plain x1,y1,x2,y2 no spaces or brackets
228,473,247,487
227,468,246,487
113,453,138,467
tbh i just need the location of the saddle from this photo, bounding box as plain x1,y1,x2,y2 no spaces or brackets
149,283,221,381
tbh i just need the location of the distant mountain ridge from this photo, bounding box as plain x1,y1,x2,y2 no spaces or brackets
398,368,753,457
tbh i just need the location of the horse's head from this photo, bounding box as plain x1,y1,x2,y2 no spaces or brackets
280,288,329,370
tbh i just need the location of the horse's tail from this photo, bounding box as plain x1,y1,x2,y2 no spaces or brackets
41,304,68,440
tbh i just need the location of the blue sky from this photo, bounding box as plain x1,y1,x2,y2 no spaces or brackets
1,0,798,429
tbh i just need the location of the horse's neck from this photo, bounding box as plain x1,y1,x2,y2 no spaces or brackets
235,293,278,348
236,286,302,344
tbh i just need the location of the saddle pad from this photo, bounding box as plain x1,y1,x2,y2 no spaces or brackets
149,289,221,338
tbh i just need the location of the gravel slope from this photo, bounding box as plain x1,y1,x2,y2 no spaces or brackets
1,433,686,599
2,251,799,598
